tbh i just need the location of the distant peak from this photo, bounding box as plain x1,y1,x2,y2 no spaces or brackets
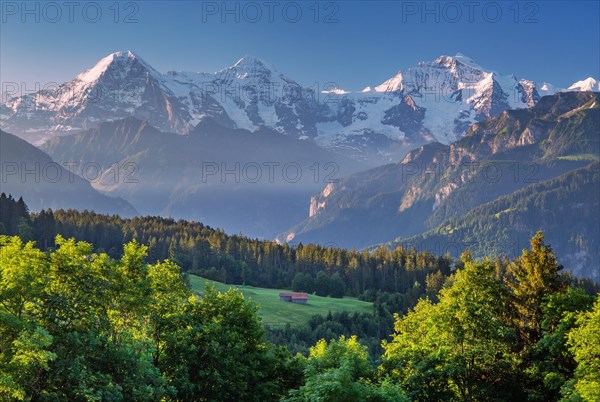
100,50,144,65
540,82,555,90
539,82,559,94
77,50,156,83
433,53,483,70
110,50,154,68
231,55,275,72
568,77,599,91
111,49,137,58
375,71,404,93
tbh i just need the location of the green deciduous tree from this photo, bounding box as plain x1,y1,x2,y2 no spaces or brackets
563,296,600,401
382,259,521,401
0,235,292,401
286,335,408,402
523,287,595,401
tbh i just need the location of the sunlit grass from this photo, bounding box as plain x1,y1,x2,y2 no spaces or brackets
187,274,373,327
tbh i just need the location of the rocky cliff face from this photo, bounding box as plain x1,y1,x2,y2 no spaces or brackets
279,92,600,259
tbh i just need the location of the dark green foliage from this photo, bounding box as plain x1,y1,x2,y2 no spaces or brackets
0,193,30,235
523,287,595,401
564,297,600,401
291,272,314,293
19,206,452,298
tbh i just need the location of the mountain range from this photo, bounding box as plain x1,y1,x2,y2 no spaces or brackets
2,50,596,165
1,51,598,280
279,91,599,279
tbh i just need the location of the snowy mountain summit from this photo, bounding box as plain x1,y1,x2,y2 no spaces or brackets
1,51,597,164
320,52,541,152
567,77,599,92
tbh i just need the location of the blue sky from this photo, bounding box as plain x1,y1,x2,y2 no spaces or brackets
1,1,599,90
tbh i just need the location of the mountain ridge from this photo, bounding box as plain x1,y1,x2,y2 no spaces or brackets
0,129,138,216
3,51,596,165
278,91,600,281
394,162,600,281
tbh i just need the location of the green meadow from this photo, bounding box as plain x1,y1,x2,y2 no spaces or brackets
187,274,374,327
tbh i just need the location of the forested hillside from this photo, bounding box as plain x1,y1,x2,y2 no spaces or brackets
393,162,600,281
282,92,600,281
2,195,597,364
0,195,451,299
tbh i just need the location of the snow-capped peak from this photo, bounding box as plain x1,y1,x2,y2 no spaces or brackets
4,50,593,161
76,50,158,83
568,77,599,92
375,71,404,93
76,52,117,83
539,77,600,96
539,82,558,94
433,53,483,70
374,54,489,94
230,55,276,74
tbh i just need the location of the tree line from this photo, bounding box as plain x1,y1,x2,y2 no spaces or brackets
0,194,452,300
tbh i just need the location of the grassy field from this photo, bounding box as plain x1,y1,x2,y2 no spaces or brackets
187,275,373,327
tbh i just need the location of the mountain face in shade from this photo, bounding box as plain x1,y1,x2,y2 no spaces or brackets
278,92,600,280
41,117,365,238
0,129,137,216
3,51,595,165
